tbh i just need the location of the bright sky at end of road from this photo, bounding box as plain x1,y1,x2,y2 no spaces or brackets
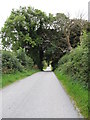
0,0,89,29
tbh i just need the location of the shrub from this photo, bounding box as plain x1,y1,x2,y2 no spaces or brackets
2,51,23,73
25,55,34,69
16,48,34,69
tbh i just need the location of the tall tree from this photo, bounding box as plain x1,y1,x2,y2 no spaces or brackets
1,6,86,70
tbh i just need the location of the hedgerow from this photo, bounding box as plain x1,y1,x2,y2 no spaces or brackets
56,31,89,87
2,51,23,73
16,48,34,69
2,49,34,73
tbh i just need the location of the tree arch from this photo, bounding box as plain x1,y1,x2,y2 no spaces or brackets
1,6,83,70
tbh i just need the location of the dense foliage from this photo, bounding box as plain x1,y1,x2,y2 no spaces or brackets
2,49,34,73
16,48,34,69
1,6,85,70
56,31,89,87
2,51,23,73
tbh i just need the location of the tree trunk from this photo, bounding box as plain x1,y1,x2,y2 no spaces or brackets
66,35,72,51
38,47,43,71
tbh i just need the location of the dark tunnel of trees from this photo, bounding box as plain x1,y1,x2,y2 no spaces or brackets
1,6,89,70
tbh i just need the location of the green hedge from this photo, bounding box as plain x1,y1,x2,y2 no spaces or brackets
2,49,34,73
16,48,34,69
56,31,89,87
2,51,23,73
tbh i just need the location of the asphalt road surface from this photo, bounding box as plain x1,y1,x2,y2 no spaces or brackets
1,72,83,118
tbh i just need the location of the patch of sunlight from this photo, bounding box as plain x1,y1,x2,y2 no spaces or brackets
43,64,52,72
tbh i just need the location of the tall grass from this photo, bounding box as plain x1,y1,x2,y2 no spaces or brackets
55,71,88,118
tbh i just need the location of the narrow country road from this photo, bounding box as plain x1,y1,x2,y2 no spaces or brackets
1,72,82,118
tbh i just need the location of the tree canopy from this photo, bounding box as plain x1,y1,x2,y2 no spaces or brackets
1,6,86,70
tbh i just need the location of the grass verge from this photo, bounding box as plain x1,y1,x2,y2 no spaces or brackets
1,69,39,88
55,70,88,118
